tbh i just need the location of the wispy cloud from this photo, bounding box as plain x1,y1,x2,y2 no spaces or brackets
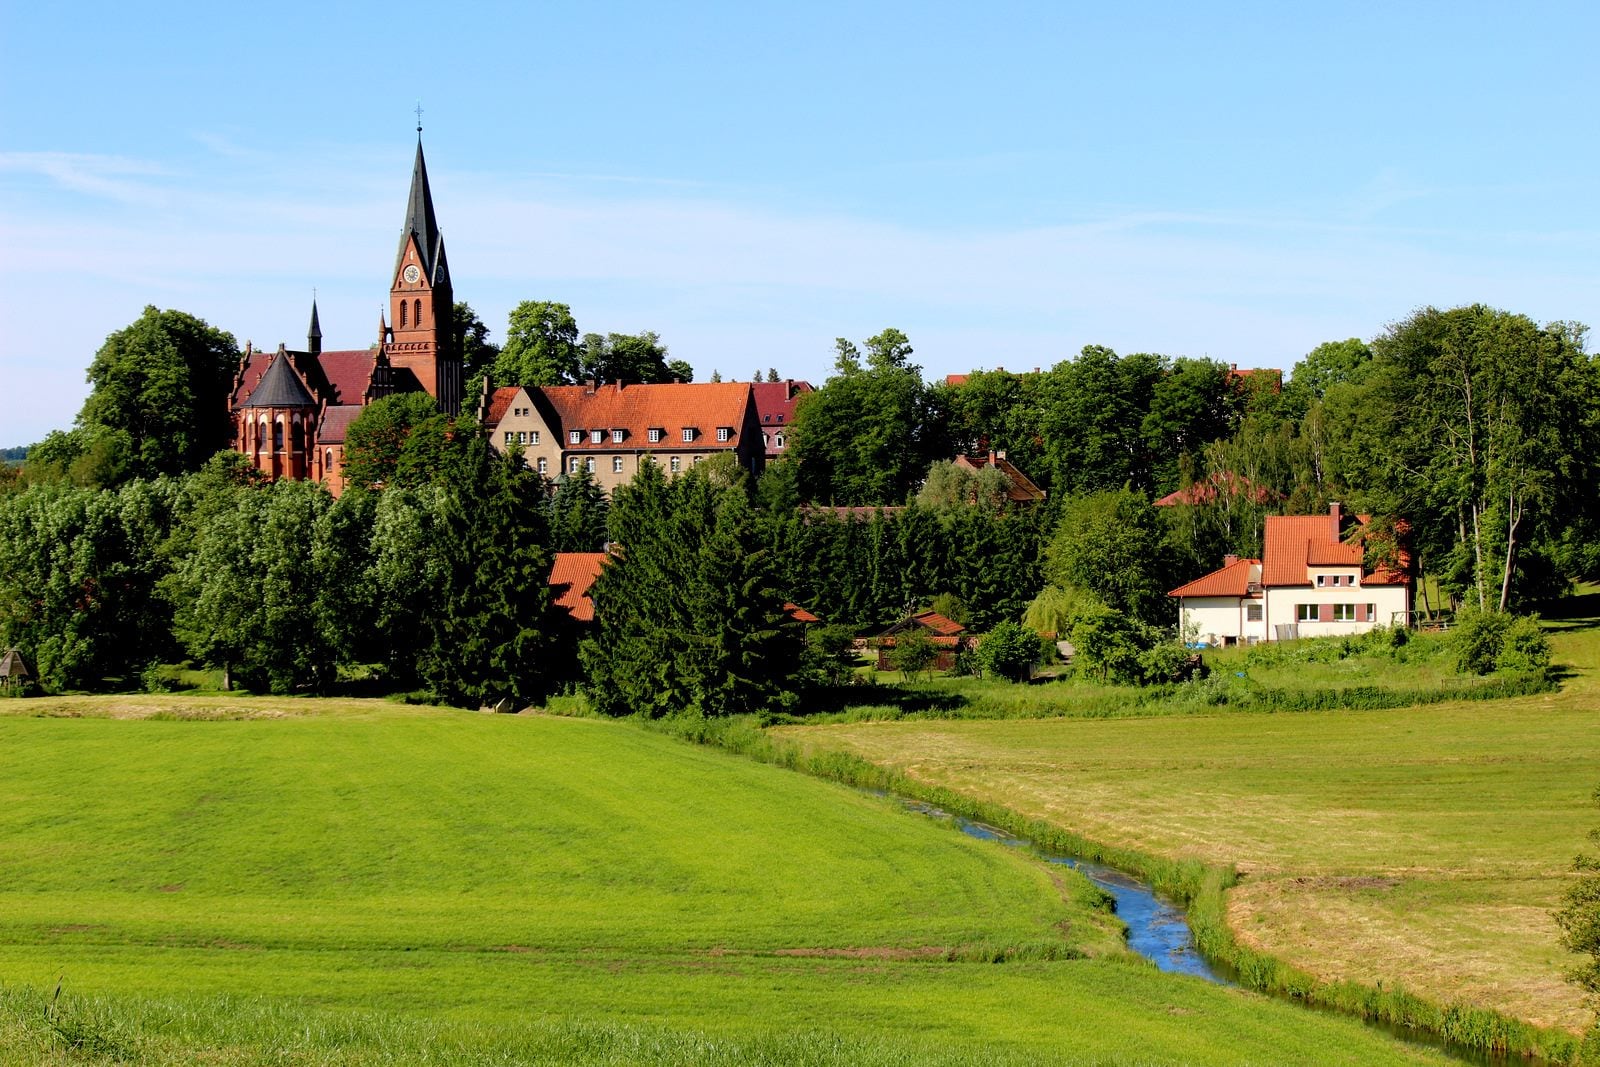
0,152,175,206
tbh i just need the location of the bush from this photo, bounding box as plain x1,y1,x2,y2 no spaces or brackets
1450,608,1510,675
977,622,1043,683
1497,615,1552,673
1137,641,1200,685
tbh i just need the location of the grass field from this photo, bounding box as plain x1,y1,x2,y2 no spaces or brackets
778,598,1600,1039
0,697,1459,1064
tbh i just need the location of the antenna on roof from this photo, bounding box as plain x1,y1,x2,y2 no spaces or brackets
414,102,424,135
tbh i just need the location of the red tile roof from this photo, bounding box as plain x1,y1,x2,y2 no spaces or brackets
1155,472,1280,507
317,406,363,445
537,382,755,449
1261,514,1339,587
549,552,608,623
485,386,519,426
751,380,813,427
1169,557,1262,598
784,602,821,624
316,350,380,405
952,451,1045,503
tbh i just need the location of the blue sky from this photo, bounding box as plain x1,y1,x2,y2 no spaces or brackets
3,1,1598,445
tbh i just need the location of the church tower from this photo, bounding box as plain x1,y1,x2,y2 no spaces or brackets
385,137,461,414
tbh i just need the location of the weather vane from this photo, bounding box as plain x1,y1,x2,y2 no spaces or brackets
415,103,424,134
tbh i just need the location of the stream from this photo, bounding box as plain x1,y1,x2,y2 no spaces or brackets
887,793,1516,1066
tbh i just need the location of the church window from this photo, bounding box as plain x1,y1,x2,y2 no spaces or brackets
400,301,408,328
273,420,284,450
325,449,335,471
612,456,624,473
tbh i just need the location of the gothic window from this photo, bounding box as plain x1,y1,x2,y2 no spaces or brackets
413,299,422,327
273,419,284,450
325,449,335,471
400,301,408,328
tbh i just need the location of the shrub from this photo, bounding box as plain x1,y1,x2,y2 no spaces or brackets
1137,641,1199,685
977,622,1043,683
1451,608,1510,675
1497,615,1551,673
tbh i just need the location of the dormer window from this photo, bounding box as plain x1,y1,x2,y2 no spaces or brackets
611,428,625,443
590,429,605,444
716,427,732,442
648,427,664,443
764,414,772,423
681,427,696,443
569,430,583,444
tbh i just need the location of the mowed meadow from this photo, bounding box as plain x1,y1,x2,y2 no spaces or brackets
779,601,1600,1041
0,700,1459,1065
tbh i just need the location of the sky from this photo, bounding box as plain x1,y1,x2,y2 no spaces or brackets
3,1,1598,446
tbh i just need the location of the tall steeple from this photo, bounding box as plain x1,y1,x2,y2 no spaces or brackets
386,132,460,414
307,297,322,357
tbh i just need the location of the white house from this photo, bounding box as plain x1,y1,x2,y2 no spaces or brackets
1170,504,1412,646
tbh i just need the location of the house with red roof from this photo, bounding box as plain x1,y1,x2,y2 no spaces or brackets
485,380,764,492
227,138,461,496
873,610,971,671
1169,504,1412,645
549,552,608,624
751,379,812,460
952,450,1045,505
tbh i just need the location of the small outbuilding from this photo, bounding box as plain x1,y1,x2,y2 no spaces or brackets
0,649,31,689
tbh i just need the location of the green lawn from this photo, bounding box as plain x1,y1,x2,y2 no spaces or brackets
779,604,1600,1036
0,697,1453,1064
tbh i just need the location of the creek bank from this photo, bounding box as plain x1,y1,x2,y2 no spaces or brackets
647,713,1581,1064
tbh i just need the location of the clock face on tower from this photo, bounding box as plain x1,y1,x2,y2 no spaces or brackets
403,264,421,285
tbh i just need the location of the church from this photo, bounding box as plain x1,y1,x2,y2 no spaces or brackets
227,137,462,495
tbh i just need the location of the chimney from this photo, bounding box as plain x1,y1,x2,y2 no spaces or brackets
1224,554,1239,567
1329,501,1342,534
585,379,596,395
988,449,997,465
785,379,796,401
615,379,624,391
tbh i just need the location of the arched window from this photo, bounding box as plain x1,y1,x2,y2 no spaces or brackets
399,300,408,328
414,299,422,327
273,417,284,450
257,417,268,452
325,449,335,471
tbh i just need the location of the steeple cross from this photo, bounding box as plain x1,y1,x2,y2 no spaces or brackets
415,103,424,133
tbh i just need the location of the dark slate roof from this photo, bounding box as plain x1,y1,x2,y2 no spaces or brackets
317,406,363,445
308,299,322,342
395,139,450,287
242,355,316,409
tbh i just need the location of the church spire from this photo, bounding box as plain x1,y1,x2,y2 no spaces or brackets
395,137,447,287
307,296,322,356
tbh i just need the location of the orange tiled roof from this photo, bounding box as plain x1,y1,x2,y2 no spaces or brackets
1261,513,1340,587
952,451,1045,503
784,602,821,624
537,382,755,448
1169,557,1262,598
485,386,519,426
1155,472,1280,507
549,552,608,623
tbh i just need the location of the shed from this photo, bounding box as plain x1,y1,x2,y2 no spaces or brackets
0,649,31,688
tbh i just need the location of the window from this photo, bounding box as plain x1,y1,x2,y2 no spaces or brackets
569,430,583,444
613,456,624,473
776,414,784,423
1297,603,1318,623
537,458,548,475
648,428,664,443
693,455,703,465
325,449,335,471
775,433,785,449
764,414,772,423
584,457,595,474
717,427,731,442
1316,575,1327,587
504,431,515,445
611,428,625,443
569,457,580,473
1333,603,1357,622
670,456,682,472
1246,603,1262,622
681,427,695,442
413,299,421,326
517,431,527,444
529,430,540,444
590,429,605,444
400,301,408,328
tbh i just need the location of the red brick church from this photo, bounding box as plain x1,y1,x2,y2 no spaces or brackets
227,137,462,494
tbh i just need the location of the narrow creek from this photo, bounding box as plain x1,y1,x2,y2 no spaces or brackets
886,792,1517,1067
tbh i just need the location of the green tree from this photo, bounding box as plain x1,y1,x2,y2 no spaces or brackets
1556,791,1600,1013
453,301,501,400
493,301,580,386
977,620,1043,682
341,393,443,489
1046,490,1173,626
582,461,802,717
549,468,609,552
887,627,939,681
76,307,239,483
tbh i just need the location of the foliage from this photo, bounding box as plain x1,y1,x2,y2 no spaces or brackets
917,460,1011,510
341,392,445,489
547,468,609,552
579,330,689,384
790,329,944,505
74,306,239,483
1498,615,1552,673
1556,787,1600,1004
582,462,803,718
887,628,940,680
452,301,500,400
492,300,579,386
976,621,1043,682
1069,604,1149,684
1450,609,1511,675
0,479,179,690
1046,489,1174,626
